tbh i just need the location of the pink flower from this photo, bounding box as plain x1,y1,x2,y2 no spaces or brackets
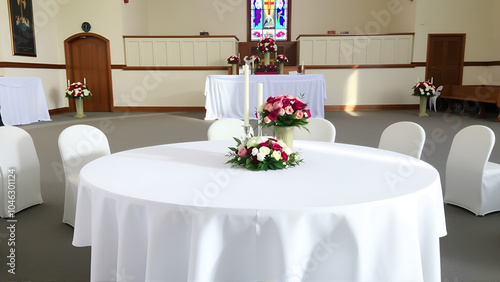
264,116,272,123
293,100,306,111
285,106,294,115
237,147,248,157
295,110,304,119
264,103,274,112
278,108,286,116
273,100,283,110
282,98,291,108
304,109,311,118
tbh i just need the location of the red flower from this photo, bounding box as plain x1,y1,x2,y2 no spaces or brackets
268,111,278,121
271,142,282,151
281,151,289,161
259,140,270,148
293,100,306,111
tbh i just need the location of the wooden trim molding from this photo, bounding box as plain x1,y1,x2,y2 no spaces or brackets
0,62,64,69
306,64,418,69
296,33,415,40
325,104,418,111
122,66,229,71
123,35,239,41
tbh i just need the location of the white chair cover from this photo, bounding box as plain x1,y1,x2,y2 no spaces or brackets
428,85,443,112
0,126,43,217
378,121,426,159
58,125,110,226
207,118,251,141
444,125,500,216
294,118,336,142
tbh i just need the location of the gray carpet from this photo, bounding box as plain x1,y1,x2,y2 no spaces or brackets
1,109,500,281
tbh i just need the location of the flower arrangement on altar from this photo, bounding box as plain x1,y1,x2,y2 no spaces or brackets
65,82,92,99
255,64,279,73
226,136,303,171
259,94,310,128
412,81,436,97
257,37,278,53
275,54,289,64
227,55,240,64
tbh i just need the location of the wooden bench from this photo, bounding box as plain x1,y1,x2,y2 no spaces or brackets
439,85,500,121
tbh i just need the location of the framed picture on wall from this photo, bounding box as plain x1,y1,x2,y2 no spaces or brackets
8,0,37,57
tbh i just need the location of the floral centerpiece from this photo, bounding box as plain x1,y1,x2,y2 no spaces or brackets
257,37,278,66
412,81,436,97
227,55,240,64
65,82,92,99
275,54,288,74
256,37,278,53
65,82,91,118
259,94,310,150
275,54,289,64
226,136,302,171
255,64,279,73
227,55,240,75
412,80,436,117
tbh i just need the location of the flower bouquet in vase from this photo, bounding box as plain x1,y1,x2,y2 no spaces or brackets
275,54,289,74
259,94,310,150
227,55,240,75
226,136,302,171
256,37,278,66
412,80,436,116
65,82,92,118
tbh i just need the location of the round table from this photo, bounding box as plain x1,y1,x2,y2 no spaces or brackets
73,140,446,282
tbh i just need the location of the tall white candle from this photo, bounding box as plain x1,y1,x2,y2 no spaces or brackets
244,65,250,127
84,77,86,85
431,77,433,84
257,83,264,112
67,79,70,87
301,60,304,73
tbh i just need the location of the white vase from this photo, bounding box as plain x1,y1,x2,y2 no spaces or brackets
74,98,86,118
418,96,428,117
274,126,294,150
264,52,271,65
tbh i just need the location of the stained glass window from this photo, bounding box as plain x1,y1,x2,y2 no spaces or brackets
250,0,289,41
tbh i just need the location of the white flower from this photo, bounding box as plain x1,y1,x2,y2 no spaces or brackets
259,146,271,155
251,147,259,156
272,150,282,161
257,152,266,162
246,137,259,147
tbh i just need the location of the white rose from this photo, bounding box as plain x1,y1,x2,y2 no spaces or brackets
246,137,259,147
272,150,281,161
259,146,271,155
252,147,259,156
257,152,266,162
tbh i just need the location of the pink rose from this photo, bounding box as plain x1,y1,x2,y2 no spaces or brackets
282,98,291,108
237,147,248,157
295,110,304,119
264,103,274,112
264,116,272,123
293,100,306,111
273,100,283,110
285,106,294,115
278,108,286,116
304,109,311,118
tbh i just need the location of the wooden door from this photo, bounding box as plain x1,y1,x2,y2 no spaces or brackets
426,34,466,86
64,33,113,112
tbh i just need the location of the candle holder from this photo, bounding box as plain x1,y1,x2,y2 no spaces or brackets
256,113,263,136
242,125,253,138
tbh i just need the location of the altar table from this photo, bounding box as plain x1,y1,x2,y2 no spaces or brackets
204,74,327,120
73,140,446,282
0,77,51,126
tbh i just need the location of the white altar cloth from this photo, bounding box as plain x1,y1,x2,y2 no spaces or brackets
0,77,51,126
73,140,446,282
204,74,327,120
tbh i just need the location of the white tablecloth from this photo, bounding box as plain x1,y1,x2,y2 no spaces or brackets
204,74,327,120
73,140,446,282
0,77,51,126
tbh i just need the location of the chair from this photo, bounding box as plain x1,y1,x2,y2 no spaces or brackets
444,125,500,216
207,118,252,140
294,118,336,142
378,121,426,159
0,126,43,217
58,125,110,226
428,85,443,112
